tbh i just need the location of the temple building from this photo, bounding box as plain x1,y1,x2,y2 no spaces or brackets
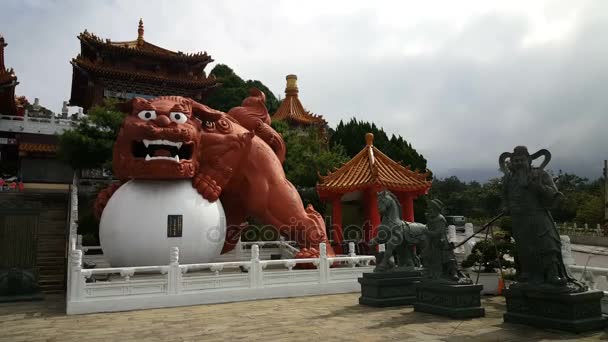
69,19,219,112
316,133,432,254
0,35,18,116
272,74,327,133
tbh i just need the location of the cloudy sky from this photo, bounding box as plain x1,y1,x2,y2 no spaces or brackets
1,0,606,181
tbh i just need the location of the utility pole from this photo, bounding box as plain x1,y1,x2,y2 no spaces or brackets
604,160,608,226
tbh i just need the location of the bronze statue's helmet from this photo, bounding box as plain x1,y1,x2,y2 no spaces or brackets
513,146,530,158
499,146,552,173
427,199,445,213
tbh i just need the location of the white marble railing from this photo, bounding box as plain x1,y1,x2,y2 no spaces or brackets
558,223,606,237
81,238,302,265
568,265,608,293
67,242,375,315
0,113,79,135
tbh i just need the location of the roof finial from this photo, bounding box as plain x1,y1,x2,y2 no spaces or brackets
365,133,374,146
285,74,298,96
137,18,144,45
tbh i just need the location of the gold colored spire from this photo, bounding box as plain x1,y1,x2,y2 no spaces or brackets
285,74,298,96
137,18,144,46
365,133,374,146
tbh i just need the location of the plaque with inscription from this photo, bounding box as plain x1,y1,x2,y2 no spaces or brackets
167,215,183,237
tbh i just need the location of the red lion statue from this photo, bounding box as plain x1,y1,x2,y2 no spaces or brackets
94,89,332,258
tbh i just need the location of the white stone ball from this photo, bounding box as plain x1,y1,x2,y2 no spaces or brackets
99,180,226,267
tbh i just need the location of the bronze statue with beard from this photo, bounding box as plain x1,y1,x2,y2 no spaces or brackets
499,146,584,291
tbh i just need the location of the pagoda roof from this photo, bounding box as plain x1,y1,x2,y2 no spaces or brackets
317,133,431,198
71,57,218,89
77,20,213,64
271,74,327,126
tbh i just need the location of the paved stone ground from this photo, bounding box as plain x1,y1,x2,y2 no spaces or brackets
0,294,606,341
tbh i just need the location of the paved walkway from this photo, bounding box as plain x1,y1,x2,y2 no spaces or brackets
0,294,606,341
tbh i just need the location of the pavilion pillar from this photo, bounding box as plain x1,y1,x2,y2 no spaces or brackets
398,193,415,222
367,189,381,242
331,196,344,254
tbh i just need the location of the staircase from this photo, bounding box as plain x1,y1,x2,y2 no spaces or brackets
0,191,69,294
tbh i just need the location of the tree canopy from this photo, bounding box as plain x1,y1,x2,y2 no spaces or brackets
330,118,427,172
57,99,125,170
429,172,605,225
204,64,280,114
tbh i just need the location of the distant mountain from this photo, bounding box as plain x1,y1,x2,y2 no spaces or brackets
434,168,502,183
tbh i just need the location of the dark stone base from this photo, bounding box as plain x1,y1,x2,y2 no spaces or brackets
503,288,607,333
0,291,45,303
414,282,485,319
358,269,424,307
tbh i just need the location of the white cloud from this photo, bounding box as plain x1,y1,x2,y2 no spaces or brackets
0,0,606,180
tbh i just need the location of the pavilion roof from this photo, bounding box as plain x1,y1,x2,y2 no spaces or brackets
316,133,431,197
271,75,327,126
70,57,218,89
77,19,213,64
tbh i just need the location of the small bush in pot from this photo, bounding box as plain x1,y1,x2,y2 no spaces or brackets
461,232,514,273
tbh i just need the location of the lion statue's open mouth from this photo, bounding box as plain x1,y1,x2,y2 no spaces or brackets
131,139,194,162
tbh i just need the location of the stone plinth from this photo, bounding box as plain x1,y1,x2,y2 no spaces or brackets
358,269,424,307
414,282,484,319
504,288,607,333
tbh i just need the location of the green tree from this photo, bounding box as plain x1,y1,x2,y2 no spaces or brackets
272,121,348,188
330,118,427,172
575,194,604,225
57,99,125,170
205,64,280,113
271,121,349,215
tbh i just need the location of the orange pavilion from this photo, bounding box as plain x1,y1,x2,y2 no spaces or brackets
316,133,432,253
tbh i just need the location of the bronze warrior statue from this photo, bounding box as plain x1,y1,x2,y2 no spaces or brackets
421,199,472,284
499,146,584,291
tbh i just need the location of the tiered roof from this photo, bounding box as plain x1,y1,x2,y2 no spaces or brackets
272,74,327,126
76,20,213,64
71,19,216,87
317,133,432,198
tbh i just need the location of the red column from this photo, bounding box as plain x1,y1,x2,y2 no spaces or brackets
331,196,344,254
399,193,415,222
368,189,381,241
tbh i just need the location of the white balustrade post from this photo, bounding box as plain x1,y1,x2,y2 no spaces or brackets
69,223,78,242
278,236,285,258
560,235,575,265
597,224,602,236
447,225,457,242
348,242,356,257
76,235,83,250
584,223,589,232
465,223,474,238
69,249,84,301
379,244,386,253
249,245,261,288
235,238,244,260
319,243,329,284
167,247,181,295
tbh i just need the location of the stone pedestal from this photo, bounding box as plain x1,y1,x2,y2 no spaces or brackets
504,288,607,333
414,282,484,318
358,269,424,307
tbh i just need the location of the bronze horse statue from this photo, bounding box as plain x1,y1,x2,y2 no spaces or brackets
370,190,427,272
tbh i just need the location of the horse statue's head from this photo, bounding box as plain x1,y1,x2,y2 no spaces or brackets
377,190,402,221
